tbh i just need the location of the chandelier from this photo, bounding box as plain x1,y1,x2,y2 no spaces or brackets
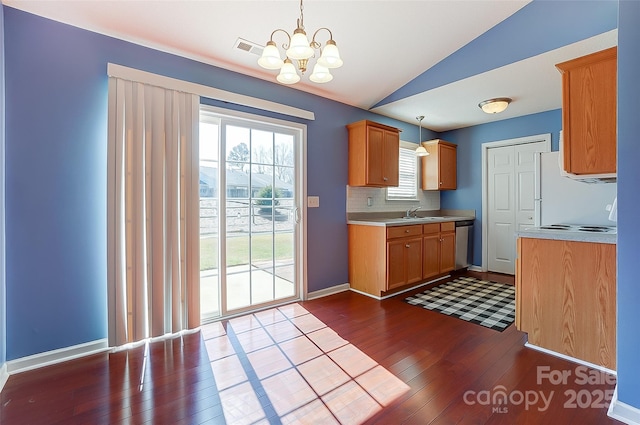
257,0,343,84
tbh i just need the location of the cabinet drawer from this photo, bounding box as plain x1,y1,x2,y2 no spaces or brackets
387,225,422,239
441,222,455,232
422,223,440,234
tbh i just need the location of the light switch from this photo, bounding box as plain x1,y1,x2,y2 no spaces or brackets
308,196,320,208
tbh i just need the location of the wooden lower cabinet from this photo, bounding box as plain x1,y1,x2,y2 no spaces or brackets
349,222,455,297
423,222,456,279
516,237,616,370
387,236,423,290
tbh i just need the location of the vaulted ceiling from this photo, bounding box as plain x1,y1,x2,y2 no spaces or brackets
3,0,618,131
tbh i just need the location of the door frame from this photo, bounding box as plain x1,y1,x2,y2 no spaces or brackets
481,133,551,271
200,105,308,319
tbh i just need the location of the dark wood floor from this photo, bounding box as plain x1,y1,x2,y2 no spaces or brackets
0,271,619,424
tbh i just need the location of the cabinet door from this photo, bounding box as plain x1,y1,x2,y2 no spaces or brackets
382,129,400,186
440,231,456,273
366,126,385,186
387,239,406,290
439,144,457,190
422,234,440,279
421,150,439,191
421,140,457,191
558,47,617,175
405,237,423,285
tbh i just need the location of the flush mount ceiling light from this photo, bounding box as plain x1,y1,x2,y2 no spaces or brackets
478,97,512,114
415,115,429,157
258,0,343,85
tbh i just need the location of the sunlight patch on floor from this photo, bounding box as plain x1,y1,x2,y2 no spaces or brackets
200,303,411,424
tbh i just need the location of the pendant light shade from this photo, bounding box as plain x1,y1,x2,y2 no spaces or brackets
416,145,428,157
415,115,429,157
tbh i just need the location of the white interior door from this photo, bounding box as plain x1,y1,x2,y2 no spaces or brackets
488,146,515,274
487,141,547,274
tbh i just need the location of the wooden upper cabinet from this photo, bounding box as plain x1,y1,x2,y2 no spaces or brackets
556,47,617,175
347,120,400,187
420,139,457,190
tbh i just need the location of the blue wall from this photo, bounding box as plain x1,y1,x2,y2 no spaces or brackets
439,110,562,265
0,4,5,368
615,0,640,409
2,7,425,360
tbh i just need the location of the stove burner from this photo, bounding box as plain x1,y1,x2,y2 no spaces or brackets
537,224,616,233
540,226,570,230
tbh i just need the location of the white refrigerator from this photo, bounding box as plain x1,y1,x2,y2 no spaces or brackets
534,151,617,226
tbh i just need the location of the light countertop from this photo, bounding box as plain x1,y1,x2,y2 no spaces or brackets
347,215,475,227
517,227,616,244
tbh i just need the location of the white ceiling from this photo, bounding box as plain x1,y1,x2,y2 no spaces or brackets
3,0,617,131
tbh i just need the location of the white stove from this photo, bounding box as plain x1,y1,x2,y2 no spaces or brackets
537,224,617,234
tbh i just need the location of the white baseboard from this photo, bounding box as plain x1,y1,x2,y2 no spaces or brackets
609,386,640,424
6,339,110,375
467,265,483,272
306,283,350,300
349,275,451,301
0,363,8,393
524,342,616,375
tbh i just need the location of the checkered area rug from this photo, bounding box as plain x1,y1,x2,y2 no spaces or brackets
404,276,515,331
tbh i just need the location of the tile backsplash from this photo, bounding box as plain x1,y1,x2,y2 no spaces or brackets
346,186,440,213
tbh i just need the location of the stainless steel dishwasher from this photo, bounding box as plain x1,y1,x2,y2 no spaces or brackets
455,220,474,270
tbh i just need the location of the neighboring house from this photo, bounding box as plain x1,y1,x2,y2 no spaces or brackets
199,166,293,199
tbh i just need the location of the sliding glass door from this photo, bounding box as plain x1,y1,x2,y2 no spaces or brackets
199,107,303,321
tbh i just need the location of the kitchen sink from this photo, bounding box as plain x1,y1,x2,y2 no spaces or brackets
388,216,439,222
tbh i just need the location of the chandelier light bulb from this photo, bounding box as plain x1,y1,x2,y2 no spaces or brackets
286,29,314,60
276,59,301,84
317,40,343,68
309,63,333,83
258,41,284,70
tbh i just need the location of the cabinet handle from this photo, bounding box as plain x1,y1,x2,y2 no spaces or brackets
405,229,410,233
405,244,410,248
383,177,388,181
439,181,443,185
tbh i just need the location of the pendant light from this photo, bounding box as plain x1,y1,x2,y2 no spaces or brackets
415,116,429,157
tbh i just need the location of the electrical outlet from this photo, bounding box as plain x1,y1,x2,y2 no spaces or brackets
308,196,320,208
367,197,373,207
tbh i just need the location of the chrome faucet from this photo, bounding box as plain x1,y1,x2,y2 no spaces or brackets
406,206,421,218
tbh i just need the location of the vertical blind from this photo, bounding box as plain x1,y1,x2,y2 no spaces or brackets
107,77,201,347
387,147,418,200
